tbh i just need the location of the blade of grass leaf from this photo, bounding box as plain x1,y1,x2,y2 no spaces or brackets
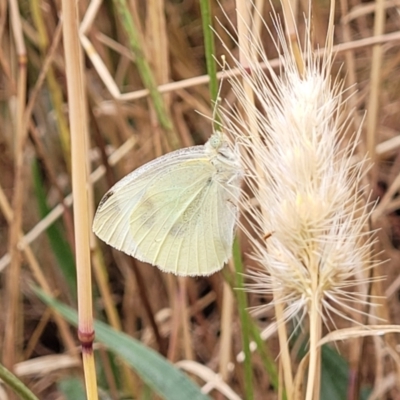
112,0,179,148
34,288,211,400
232,238,254,400
0,363,39,400
32,159,77,300
249,322,280,393
200,0,218,103
223,266,280,395
296,336,353,399
58,378,85,400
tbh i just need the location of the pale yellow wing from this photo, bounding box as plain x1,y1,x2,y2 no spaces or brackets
93,145,240,275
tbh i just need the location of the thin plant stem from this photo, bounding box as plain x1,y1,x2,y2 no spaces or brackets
0,363,40,400
223,266,280,393
199,0,219,104
305,298,322,400
178,277,194,361
249,322,280,393
112,0,179,148
366,0,385,185
3,0,27,374
219,280,234,380
30,0,71,164
61,0,98,398
281,0,304,75
274,296,294,398
232,238,254,400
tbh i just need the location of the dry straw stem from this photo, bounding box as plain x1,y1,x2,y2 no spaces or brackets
177,360,241,399
217,2,399,399
3,0,28,373
366,0,386,179
219,278,234,380
61,0,98,398
30,0,71,163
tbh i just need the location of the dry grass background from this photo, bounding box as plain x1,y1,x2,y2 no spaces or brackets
1,0,400,399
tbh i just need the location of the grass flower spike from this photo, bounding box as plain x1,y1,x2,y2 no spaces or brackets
220,6,381,399
233,35,375,327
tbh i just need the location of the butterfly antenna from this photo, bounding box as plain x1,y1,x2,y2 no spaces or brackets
212,55,228,137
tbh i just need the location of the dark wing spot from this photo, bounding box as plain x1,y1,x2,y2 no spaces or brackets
98,190,115,209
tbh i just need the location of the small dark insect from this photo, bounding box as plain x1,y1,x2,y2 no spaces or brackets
263,231,274,241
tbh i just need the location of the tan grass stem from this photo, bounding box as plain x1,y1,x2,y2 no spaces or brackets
366,0,386,185
61,0,98,398
3,0,28,375
219,278,234,380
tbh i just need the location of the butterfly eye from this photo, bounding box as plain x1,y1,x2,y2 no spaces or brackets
208,132,225,149
217,144,235,161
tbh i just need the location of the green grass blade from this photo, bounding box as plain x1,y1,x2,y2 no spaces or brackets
232,238,254,400
58,378,86,400
0,362,39,400
32,159,77,299
200,0,218,103
249,322,280,392
112,0,178,148
35,288,211,400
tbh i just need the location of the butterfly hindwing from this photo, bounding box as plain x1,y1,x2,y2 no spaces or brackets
128,157,226,275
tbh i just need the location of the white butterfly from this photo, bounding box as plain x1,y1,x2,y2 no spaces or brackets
92,132,243,276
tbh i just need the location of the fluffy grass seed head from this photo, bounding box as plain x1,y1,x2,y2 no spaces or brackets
221,17,379,328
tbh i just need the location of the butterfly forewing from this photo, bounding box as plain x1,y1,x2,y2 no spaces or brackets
93,147,205,255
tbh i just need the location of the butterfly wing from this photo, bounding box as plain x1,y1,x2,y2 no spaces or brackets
93,145,240,275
